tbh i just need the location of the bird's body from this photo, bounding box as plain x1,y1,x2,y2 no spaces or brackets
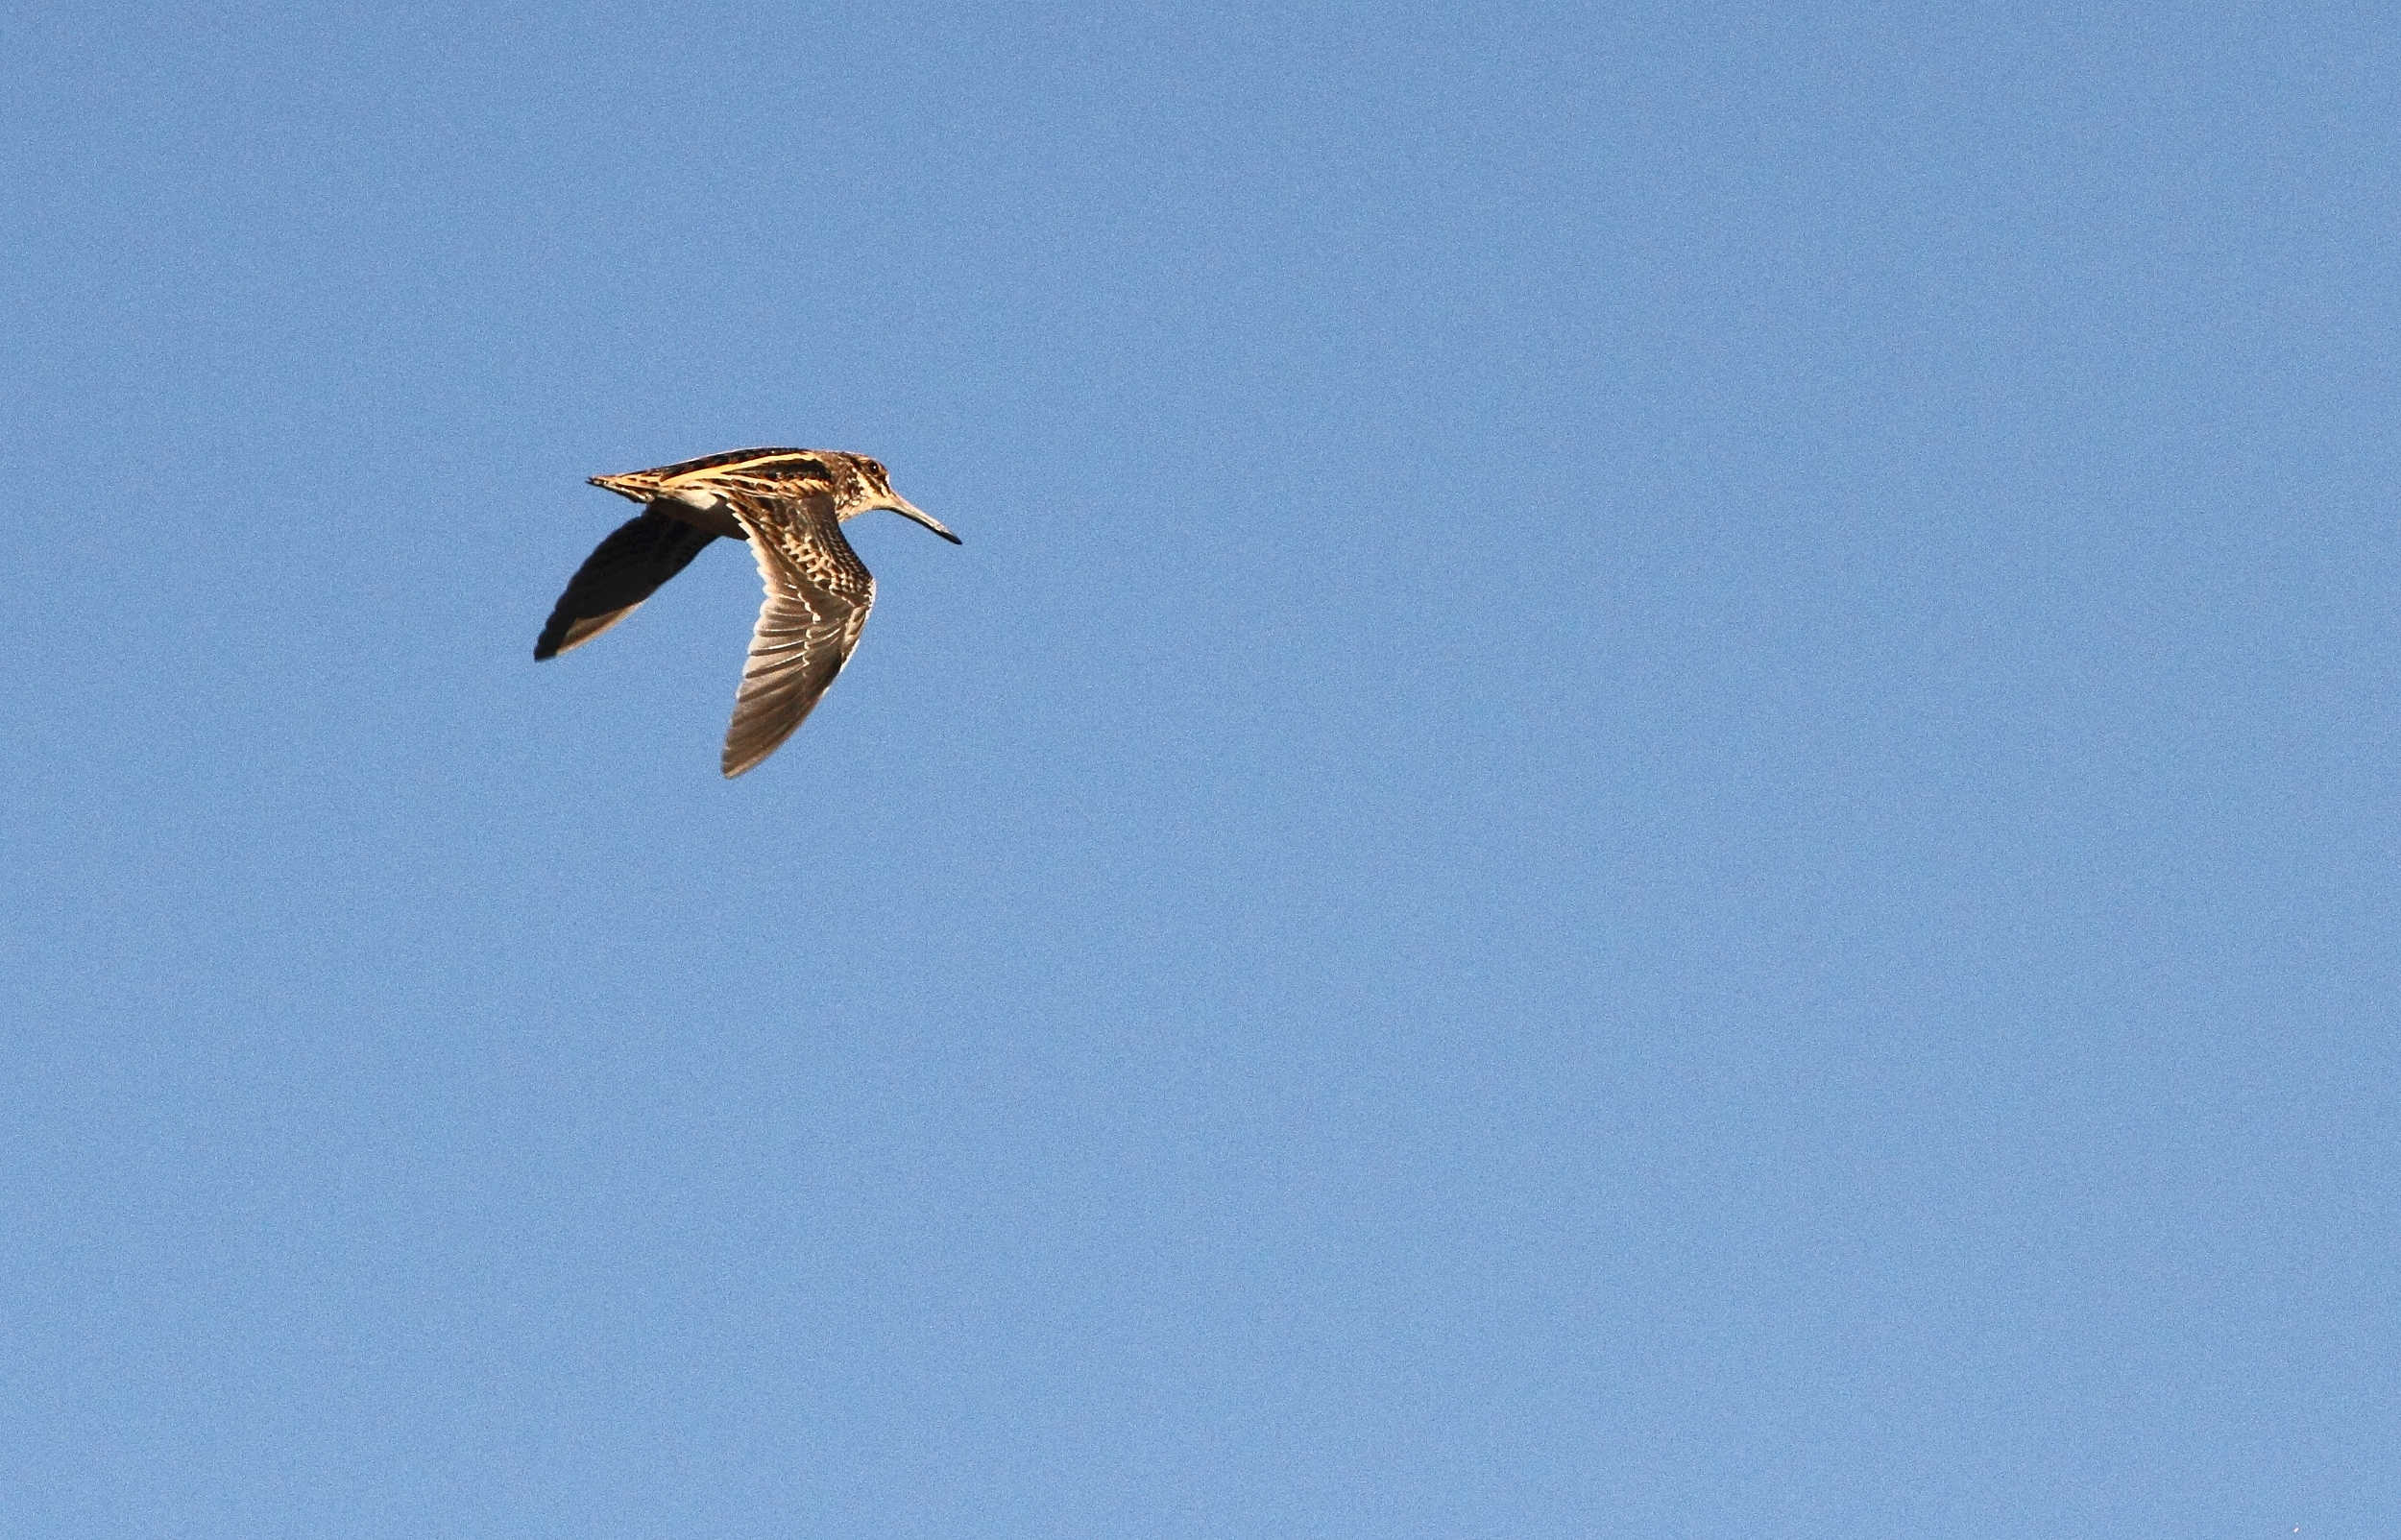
536,447,958,778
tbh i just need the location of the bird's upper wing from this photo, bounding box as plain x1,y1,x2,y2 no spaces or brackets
535,508,722,660
720,488,876,778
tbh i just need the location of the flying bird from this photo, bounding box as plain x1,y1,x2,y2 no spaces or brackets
535,446,959,777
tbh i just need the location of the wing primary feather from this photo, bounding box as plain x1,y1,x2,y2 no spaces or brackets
719,490,876,778
535,508,722,661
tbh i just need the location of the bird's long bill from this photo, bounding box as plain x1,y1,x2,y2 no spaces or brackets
887,496,962,544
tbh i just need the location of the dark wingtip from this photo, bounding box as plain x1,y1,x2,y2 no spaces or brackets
940,530,963,544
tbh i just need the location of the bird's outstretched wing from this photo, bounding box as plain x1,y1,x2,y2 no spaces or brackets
720,489,876,778
535,508,722,660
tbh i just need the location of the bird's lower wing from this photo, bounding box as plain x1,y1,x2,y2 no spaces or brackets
721,493,875,778
535,508,722,660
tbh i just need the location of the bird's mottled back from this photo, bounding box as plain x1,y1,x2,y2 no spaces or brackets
590,447,902,518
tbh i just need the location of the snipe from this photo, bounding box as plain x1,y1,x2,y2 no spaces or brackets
536,447,958,778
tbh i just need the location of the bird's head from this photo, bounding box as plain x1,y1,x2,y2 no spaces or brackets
834,453,961,544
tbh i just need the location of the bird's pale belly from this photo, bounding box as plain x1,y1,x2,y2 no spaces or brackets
653,490,749,541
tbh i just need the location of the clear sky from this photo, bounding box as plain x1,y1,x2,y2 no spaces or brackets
4,3,2396,1535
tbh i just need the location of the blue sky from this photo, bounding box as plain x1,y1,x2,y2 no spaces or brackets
4,2,2397,1535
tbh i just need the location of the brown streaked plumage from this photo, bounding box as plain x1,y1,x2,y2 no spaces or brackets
536,447,959,778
